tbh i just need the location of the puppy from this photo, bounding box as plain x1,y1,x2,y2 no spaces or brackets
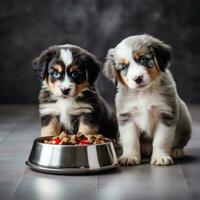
32,44,118,139
104,34,192,166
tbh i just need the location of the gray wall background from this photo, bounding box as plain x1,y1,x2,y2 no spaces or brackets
0,0,200,104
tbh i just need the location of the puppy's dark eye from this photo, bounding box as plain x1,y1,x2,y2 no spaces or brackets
121,63,129,71
71,71,79,79
51,71,60,78
139,56,150,66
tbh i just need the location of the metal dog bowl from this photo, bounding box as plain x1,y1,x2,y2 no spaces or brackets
26,136,118,174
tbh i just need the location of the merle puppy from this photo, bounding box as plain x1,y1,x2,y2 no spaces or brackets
104,35,191,166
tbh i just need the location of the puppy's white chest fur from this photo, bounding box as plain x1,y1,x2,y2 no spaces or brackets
117,88,168,136
40,97,92,131
56,98,75,131
39,98,75,131
133,97,159,136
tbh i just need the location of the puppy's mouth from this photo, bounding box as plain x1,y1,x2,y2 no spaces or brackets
127,81,149,90
61,94,74,98
60,92,77,98
135,80,155,90
57,83,89,98
60,89,83,98
137,82,146,87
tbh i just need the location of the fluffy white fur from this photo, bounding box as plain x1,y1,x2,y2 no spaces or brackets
60,49,73,67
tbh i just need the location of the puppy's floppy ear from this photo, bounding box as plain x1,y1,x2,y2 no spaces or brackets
151,42,172,72
103,48,117,84
32,47,57,81
83,53,100,84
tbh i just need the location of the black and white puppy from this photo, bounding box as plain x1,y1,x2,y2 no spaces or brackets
104,34,192,166
33,44,118,139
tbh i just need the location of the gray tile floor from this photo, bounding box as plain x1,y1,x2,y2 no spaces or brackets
0,105,199,200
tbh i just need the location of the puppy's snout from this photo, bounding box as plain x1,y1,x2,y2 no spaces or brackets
61,88,71,95
134,75,143,84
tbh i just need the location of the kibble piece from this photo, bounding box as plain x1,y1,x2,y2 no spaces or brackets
96,134,104,139
44,140,50,144
59,131,68,140
77,132,87,140
59,137,70,145
70,135,78,144
94,138,105,144
85,135,95,144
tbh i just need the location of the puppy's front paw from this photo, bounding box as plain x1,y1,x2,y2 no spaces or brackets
118,154,141,166
151,154,174,166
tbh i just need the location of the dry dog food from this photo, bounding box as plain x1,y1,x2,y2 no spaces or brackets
44,132,108,145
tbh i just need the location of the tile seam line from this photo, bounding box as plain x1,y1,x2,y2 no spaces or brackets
179,163,194,200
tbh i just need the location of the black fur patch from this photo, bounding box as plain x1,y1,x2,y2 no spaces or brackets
160,112,176,126
70,47,101,84
39,89,57,103
118,112,132,126
151,43,172,72
66,65,87,85
76,87,102,127
32,47,59,81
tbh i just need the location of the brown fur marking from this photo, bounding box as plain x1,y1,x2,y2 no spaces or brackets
76,81,89,94
133,51,142,60
69,65,79,72
53,64,63,73
41,118,61,137
118,58,130,65
146,67,160,80
115,70,127,86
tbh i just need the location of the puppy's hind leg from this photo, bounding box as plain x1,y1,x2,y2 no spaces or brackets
118,114,141,166
172,100,191,159
171,148,184,159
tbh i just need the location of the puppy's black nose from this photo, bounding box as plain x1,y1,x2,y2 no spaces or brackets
61,88,71,95
134,76,143,84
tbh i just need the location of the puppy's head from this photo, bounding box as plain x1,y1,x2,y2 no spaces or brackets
104,34,172,90
33,45,100,97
